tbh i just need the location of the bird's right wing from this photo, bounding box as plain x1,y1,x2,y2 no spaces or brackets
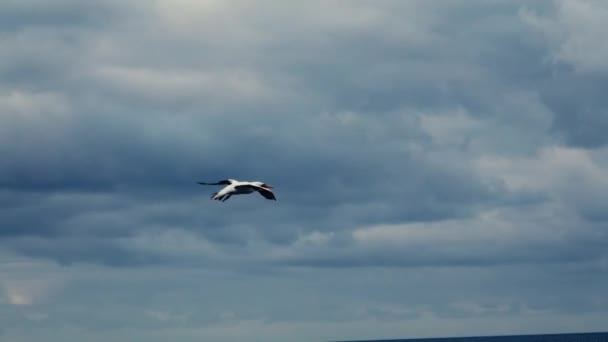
236,184,276,201
256,188,276,200
198,179,233,186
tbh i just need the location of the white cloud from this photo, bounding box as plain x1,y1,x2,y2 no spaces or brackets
0,256,68,306
477,146,608,221
477,146,607,191
522,0,608,72
2,277,64,306
5,286,33,305
351,208,565,251
90,65,281,107
295,231,335,246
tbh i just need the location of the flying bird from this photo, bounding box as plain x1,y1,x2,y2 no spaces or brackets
198,179,276,202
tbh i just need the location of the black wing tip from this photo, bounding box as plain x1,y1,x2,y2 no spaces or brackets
197,180,232,185
258,189,277,201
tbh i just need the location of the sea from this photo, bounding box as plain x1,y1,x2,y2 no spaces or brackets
338,332,608,342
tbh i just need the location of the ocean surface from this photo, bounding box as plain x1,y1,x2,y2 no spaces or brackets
338,332,608,342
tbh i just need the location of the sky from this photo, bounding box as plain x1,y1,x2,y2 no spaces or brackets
1,0,608,341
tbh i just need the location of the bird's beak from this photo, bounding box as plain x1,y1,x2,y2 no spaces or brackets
264,184,273,189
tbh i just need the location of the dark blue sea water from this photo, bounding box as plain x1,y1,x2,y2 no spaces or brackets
338,332,608,342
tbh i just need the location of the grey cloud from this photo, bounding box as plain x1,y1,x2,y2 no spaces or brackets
275,203,608,269
2,1,608,341
280,236,606,269
0,1,121,32
522,1,608,148
541,73,608,148
0,0,595,268
0,0,597,271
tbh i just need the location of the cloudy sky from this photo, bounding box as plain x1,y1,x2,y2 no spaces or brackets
1,0,608,341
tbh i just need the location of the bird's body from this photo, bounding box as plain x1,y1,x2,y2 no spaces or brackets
198,179,276,202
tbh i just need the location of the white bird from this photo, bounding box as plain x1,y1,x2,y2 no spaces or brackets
197,179,276,202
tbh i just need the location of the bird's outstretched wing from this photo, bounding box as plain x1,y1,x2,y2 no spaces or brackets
256,188,276,200
198,179,233,186
236,184,276,201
